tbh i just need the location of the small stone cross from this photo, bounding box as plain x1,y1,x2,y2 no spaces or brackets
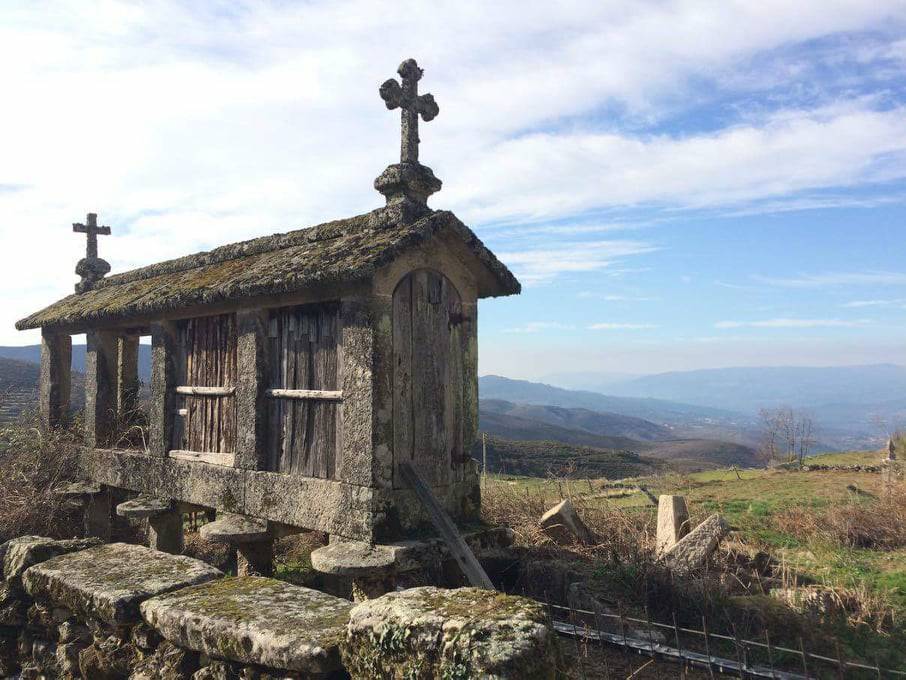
72,212,112,293
379,58,439,163
73,212,111,260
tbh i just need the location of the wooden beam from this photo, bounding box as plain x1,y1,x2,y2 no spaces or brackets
265,388,343,401
399,462,495,590
169,449,235,467
175,385,236,397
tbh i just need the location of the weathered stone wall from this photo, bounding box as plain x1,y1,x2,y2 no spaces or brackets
0,535,552,679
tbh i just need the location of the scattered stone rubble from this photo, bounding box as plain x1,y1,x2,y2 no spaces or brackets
662,513,729,574
655,495,689,557
539,499,597,545
0,535,554,679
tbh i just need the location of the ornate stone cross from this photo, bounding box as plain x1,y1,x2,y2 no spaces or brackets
380,58,439,164
72,212,112,293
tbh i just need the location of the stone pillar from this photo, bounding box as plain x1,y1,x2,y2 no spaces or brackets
235,310,268,470
337,297,374,487
84,490,112,541
236,541,274,577
149,511,185,554
656,495,690,557
116,335,140,418
149,321,179,457
84,330,118,448
39,328,71,429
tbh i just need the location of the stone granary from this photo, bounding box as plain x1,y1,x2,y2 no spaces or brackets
17,59,520,574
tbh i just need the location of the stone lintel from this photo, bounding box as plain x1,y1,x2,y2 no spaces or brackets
149,321,179,457
140,577,352,673
39,328,72,429
80,448,377,540
234,309,268,470
22,543,222,625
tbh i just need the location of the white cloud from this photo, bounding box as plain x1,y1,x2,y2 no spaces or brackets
497,240,657,286
588,322,658,330
715,318,871,329
504,321,574,334
842,299,906,308
1,1,906,343
577,292,656,302
755,272,906,288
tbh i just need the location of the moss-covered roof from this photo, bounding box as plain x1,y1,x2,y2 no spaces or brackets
17,209,520,331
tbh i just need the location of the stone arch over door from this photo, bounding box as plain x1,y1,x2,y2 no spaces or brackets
392,268,465,488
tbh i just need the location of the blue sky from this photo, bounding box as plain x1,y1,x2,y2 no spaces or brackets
1,1,905,377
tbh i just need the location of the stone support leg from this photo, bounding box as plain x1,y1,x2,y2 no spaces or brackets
149,321,179,457
235,310,268,471
83,490,111,541
39,329,71,430
84,330,118,448
148,510,185,555
351,574,396,602
236,541,274,577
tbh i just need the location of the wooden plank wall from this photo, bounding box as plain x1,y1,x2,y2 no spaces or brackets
175,314,237,453
393,270,464,487
266,304,341,477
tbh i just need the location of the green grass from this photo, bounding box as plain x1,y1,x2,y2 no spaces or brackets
487,448,906,669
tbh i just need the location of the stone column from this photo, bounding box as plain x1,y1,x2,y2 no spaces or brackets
84,489,112,541
117,335,140,418
235,310,268,470
149,321,179,457
149,511,185,554
84,330,118,448
39,328,72,429
236,541,274,577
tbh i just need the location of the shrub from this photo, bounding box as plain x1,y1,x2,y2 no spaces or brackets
0,415,82,542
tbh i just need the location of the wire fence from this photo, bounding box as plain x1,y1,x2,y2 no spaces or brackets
538,597,905,679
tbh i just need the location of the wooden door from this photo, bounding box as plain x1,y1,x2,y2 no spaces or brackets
393,269,464,487
266,304,340,477
176,314,237,453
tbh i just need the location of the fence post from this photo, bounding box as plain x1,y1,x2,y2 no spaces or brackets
798,637,810,679
702,614,715,680
618,602,630,666
835,641,846,680
764,631,776,679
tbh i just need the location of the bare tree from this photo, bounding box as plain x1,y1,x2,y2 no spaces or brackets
758,406,817,467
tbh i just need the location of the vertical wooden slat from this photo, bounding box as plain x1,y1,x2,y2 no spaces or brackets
393,275,414,487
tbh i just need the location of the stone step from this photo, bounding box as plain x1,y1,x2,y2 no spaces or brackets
140,576,353,675
22,542,223,625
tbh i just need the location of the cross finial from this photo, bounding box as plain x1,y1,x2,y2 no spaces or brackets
72,212,111,293
380,58,439,163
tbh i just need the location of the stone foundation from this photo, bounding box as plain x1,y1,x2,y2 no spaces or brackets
0,534,551,679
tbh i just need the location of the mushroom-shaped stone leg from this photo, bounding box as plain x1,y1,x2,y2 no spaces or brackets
54,481,111,541
311,541,396,602
200,513,273,576
116,495,184,554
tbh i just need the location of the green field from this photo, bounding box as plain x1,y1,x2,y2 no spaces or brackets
485,449,906,668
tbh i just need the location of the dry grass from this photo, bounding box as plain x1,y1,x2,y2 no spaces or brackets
0,416,82,542
776,483,906,550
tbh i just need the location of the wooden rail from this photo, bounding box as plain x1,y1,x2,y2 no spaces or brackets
175,386,235,397
169,450,235,467
265,388,343,401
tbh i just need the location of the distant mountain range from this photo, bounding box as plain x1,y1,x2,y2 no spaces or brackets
538,364,906,449
0,344,153,382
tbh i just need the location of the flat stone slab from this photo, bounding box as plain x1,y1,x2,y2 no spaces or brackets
141,576,352,674
23,543,222,625
342,587,557,679
310,541,395,576
53,480,102,498
1,536,102,582
200,514,269,543
116,496,173,519
663,513,729,574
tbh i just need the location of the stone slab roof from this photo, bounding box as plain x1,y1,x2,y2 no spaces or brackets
17,209,520,332
140,576,352,673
